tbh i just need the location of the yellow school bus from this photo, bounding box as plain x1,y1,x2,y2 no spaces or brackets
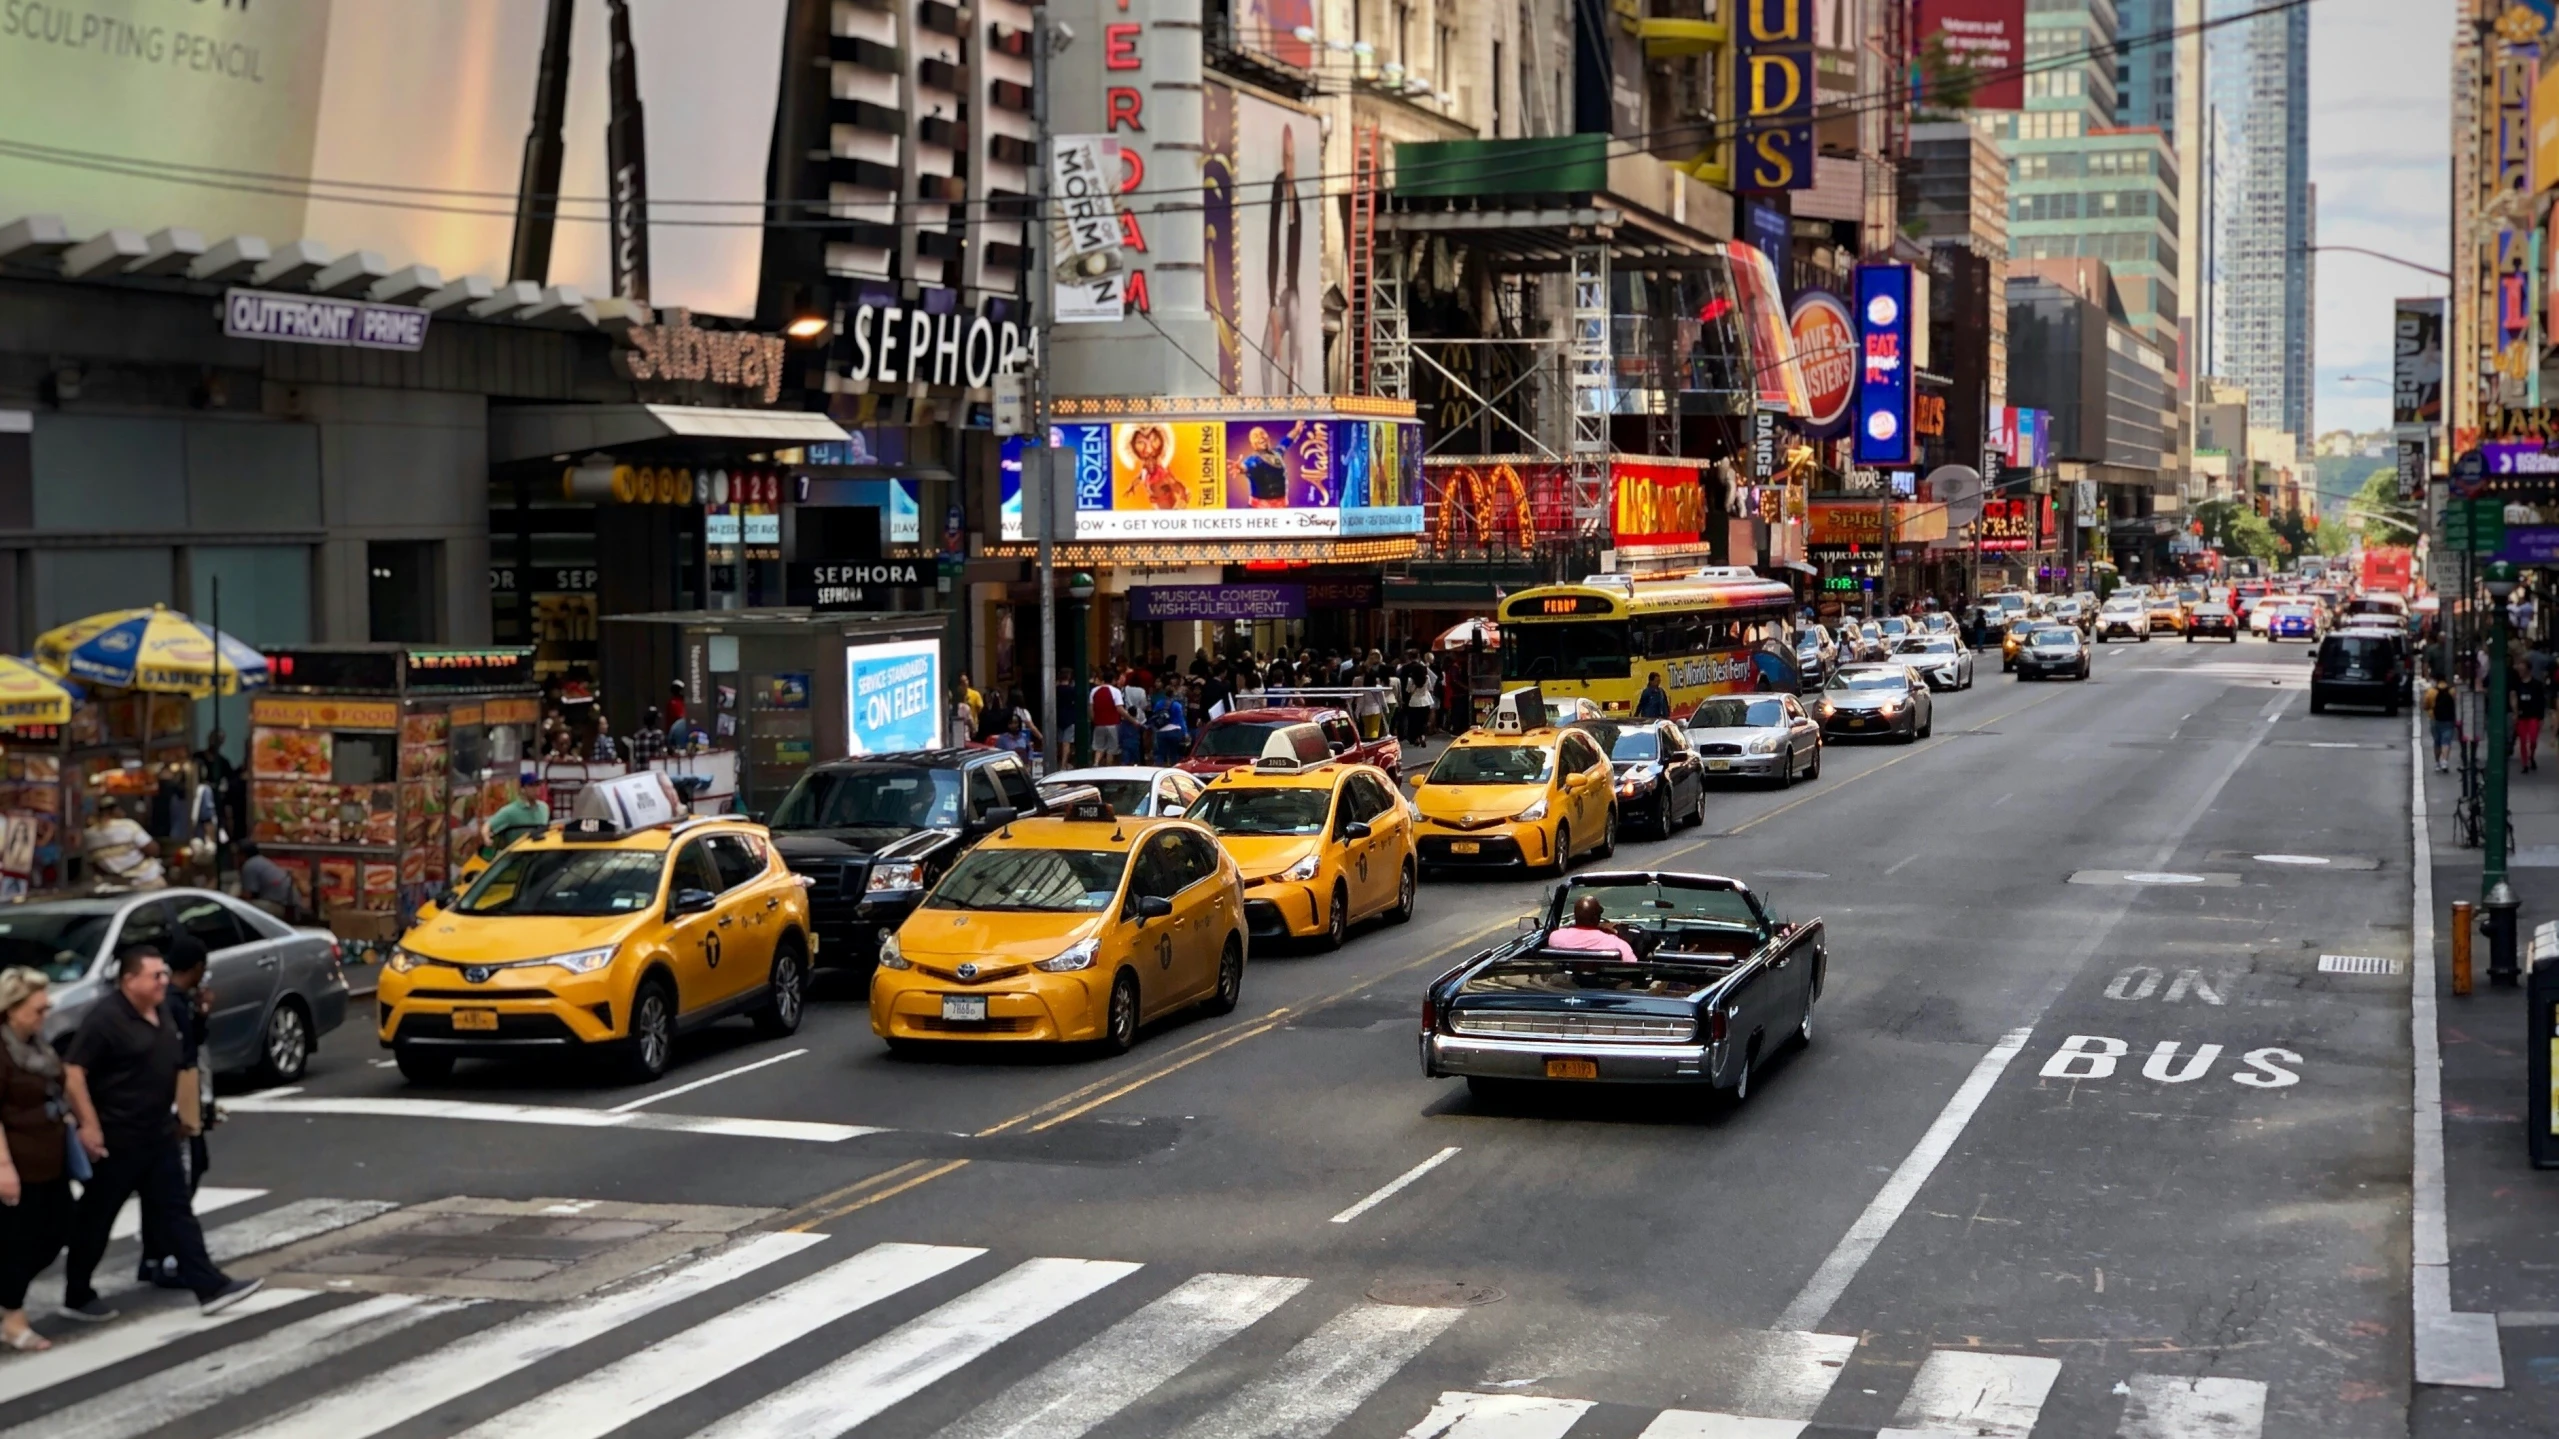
1495,570,1801,717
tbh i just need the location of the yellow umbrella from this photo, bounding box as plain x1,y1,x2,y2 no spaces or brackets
35,605,269,696
0,657,74,725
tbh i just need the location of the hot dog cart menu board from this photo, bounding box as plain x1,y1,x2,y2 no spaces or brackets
250,696,404,912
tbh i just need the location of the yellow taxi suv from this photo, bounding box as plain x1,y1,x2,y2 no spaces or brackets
871,800,1246,1054
1188,757,1417,951
2146,592,2186,634
1409,726,1617,877
379,814,813,1084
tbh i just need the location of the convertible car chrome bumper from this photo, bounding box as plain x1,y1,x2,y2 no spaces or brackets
1421,1032,1722,1084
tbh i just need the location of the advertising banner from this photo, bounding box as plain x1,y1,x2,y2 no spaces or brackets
2484,440,2559,476
1738,0,1815,189
1001,419,1425,540
1203,83,1325,395
1807,501,1948,546
1129,585,1306,622
1610,461,1710,547
1052,134,1124,256
1787,291,1857,436
844,639,942,755
1853,265,1915,467
1915,0,2025,110
1977,497,2035,552
1731,243,1812,415
2394,298,2446,426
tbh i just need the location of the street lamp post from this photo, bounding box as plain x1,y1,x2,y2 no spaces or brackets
2484,559,2521,984
1068,571,1096,765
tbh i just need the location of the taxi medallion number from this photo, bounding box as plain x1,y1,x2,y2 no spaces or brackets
1545,1058,1598,1080
941,995,989,1022
452,1009,499,1031
1451,841,1482,855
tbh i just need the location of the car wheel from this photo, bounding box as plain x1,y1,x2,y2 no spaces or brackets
1388,862,1417,924
2185,633,2194,643
752,937,808,1038
257,1000,312,1085
1919,711,1933,739
1102,969,1141,1054
1728,1039,1758,1105
1204,935,1245,1015
2097,633,2109,643
1684,781,1708,827
1595,807,1618,859
1775,751,1794,789
1652,791,1673,835
620,977,676,1083
393,1044,453,1084
2308,695,2325,714
1797,996,1815,1048
1548,823,1571,875
1805,744,1822,781
1317,883,1349,952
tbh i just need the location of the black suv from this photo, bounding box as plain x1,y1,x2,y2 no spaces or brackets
2308,632,2407,715
770,747,1079,972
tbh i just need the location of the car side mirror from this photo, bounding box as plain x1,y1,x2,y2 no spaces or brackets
1518,914,1540,933
748,811,768,826
670,887,718,917
1161,803,1185,818
979,805,1019,829
433,888,458,910
1130,894,1174,924
1340,819,1372,841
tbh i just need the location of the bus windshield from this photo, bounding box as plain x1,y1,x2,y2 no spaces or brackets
1503,621,1630,682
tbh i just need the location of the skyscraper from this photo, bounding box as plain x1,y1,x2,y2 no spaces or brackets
2205,0,2313,447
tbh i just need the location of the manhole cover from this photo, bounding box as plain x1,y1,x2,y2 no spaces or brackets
1366,1278,1506,1308
245,1197,773,1301
2068,870,2240,887
2318,954,2402,975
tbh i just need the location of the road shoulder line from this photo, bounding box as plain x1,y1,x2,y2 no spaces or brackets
2410,707,2506,1388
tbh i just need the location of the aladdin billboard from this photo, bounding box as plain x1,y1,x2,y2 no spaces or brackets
1000,418,1424,541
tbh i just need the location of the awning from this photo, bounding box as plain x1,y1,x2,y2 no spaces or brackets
490,403,851,464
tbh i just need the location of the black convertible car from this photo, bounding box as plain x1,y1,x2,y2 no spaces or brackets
1421,871,1824,1103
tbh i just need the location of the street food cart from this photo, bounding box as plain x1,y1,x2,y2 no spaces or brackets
248,646,541,930
0,690,196,897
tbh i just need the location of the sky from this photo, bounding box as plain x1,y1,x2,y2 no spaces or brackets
2309,0,2452,437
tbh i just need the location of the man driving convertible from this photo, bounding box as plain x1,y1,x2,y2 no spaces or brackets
1543,894,1638,962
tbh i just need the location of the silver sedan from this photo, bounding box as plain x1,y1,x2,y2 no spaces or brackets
1685,693,1824,787
1893,635,1976,691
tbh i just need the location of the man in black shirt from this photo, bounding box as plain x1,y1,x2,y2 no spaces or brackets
59,946,257,1319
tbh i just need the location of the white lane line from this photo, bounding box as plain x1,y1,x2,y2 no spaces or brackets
605,1047,808,1113
1881,854,1919,876
460,1242,989,1439
1331,1147,1462,1224
232,1231,824,1439
219,1093,887,1144
1772,1030,2030,1332
1172,1302,1469,1439
1402,1391,1594,1438
2408,706,2506,1387
938,1271,1309,1439
1877,1351,2059,1439
1638,1414,1813,1438
107,1186,264,1242
2115,1374,2268,1439
696,1257,1141,1439
1775,686,2292,1334
0,1287,311,1405
11,1293,472,1439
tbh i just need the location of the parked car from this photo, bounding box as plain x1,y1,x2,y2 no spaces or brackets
2309,631,2407,715
1685,693,1823,786
1180,706,1401,780
1581,718,1707,834
0,889,349,1083
1039,766,1204,818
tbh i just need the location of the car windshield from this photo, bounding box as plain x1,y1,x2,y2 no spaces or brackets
924,847,1128,912
0,909,112,982
1880,618,1911,636
457,847,665,916
1074,780,1158,815
1609,731,1660,761
1828,669,1904,691
1897,638,1954,654
1193,722,1288,759
1187,787,1331,836
2031,628,2077,645
1429,745,1554,784
2102,600,2142,613
771,766,962,831
1560,881,1762,928
1691,697,1788,728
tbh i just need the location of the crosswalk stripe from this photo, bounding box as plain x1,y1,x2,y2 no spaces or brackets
1402,1391,1594,1439
218,1093,886,1144
0,1287,312,1406
937,1271,1307,1439
453,1242,986,1439
106,1187,265,1242
1172,1301,1469,1439
2115,1374,2267,1439
226,1230,824,1439
1638,1414,1814,1438
1878,1351,2061,1439
1704,1330,1859,1422
695,1255,1143,1439
35,1198,404,1310
6,1293,473,1439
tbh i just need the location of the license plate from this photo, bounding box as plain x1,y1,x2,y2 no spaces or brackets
1450,840,1481,855
941,995,989,1022
451,1008,498,1032
1708,759,1731,771
1545,1058,1598,1080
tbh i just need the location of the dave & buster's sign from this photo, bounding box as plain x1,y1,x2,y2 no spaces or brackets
1787,291,1855,437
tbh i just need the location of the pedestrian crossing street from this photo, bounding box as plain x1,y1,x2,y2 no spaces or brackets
0,1195,2280,1439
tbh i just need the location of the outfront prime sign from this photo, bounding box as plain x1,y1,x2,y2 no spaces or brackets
223,288,430,352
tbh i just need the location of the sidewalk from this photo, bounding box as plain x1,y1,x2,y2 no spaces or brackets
2413,725,2559,1435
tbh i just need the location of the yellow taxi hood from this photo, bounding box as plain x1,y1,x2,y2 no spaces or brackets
896,908,1107,965
1219,834,1321,880
1414,781,1549,824
403,910,647,965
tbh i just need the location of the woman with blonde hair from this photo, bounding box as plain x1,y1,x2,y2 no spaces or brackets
0,967,68,1349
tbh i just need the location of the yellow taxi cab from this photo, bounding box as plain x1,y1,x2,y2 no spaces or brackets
872,799,1246,1054
2146,592,2187,634
1187,757,1417,951
1409,725,1617,877
379,794,813,1084
1999,617,2039,671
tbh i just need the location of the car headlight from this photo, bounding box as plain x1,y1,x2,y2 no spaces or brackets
1615,763,1659,793
1514,796,1549,822
1281,852,1322,882
866,862,926,894
1813,700,1834,716
1746,735,1784,755
877,931,910,970
389,947,425,973
1876,700,1903,715
540,946,618,975
1034,937,1099,973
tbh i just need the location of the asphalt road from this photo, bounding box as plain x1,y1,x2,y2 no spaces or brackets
0,635,2419,1439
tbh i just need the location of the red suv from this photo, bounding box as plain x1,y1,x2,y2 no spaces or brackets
1178,706,1403,780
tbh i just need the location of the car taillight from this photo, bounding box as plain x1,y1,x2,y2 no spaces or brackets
1706,1007,1728,1044
1421,990,1438,1032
